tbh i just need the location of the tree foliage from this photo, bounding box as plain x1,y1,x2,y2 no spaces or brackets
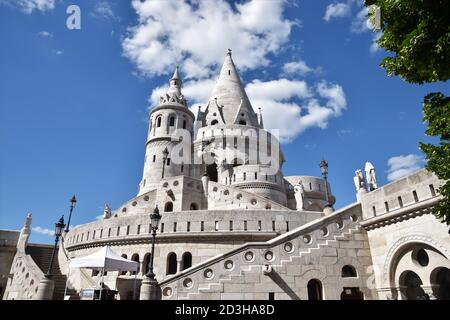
369,0,450,84
419,93,450,225
365,0,450,225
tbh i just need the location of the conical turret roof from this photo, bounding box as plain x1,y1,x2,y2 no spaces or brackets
207,49,258,126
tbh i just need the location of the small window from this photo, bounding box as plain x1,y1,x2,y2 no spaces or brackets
166,158,171,166
116,227,120,236
126,226,130,235
255,172,257,180
342,265,357,278
108,228,111,238
243,172,246,181
183,120,187,129
244,221,247,231
211,120,218,126
372,206,376,216
169,116,175,126
228,70,231,76
272,221,275,231
137,225,141,235
153,155,156,162
160,223,164,233
384,201,389,212
268,292,275,300
215,221,219,231
258,221,262,231
229,221,233,231
173,222,177,232
286,221,289,232
239,120,246,125
429,184,436,196
187,221,190,232
165,202,173,212
201,221,204,231
181,164,184,173
413,190,419,202
157,117,162,127
398,196,403,208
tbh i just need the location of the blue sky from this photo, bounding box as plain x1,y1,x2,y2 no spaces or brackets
0,0,448,244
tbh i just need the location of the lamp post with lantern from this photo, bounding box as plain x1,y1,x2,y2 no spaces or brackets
319,159,334,214
140,206,162,300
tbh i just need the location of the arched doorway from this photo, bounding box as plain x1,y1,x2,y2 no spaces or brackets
120,254,127,275
399,270,429,300
206,163,218,182
181,252,192,271
142,253,151,275
166,252,177,275
164,202,173,212
307,279,323,300
340,287,364,300
432,267,450,300
131,254,140,275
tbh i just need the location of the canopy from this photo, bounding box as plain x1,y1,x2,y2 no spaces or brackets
69,246,139,272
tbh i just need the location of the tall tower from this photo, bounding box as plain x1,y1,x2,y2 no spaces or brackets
138,67,195,195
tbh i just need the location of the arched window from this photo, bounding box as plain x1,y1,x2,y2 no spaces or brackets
341,265,357,278
142,253,151,275
399,270,428,300
190,203,198,210
131,254,140,275
239,120,246,125
156,116,162,128
183,120,187,129
181,252,192,271
211,120,218,126
307,279,323,300
169,116,175,127
165,202,173,212
166,252,177,275
120,254,128,275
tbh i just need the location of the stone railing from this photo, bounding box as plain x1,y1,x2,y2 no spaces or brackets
3,248,45,300
207,181,289,211
159,203,362,300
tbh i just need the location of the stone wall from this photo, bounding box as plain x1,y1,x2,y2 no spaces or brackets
0,230,19,299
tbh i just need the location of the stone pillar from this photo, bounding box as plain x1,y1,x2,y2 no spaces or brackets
356,189,367,203
34,277,55,300
140,277,161,300
177,259,183,272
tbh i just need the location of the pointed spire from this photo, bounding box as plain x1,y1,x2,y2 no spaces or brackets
207,49,258,125
171,65,180,81
160,66,187,106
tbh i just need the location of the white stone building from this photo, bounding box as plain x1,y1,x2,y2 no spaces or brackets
3,51,450,300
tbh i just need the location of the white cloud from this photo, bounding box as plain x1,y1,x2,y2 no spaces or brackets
351,6,370,33
91,1,117,21
38,31,53,38
387,154,426,182
32,226,54,236
122,0,292,79
370,33,382,54
95,215,103,220
55,50,63,55
282,60,316,76
323,2,352,22
0,0,55,14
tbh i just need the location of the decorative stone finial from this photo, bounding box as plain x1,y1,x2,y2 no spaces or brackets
227,48,232,56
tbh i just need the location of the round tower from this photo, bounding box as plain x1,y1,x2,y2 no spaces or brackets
139,67,195,195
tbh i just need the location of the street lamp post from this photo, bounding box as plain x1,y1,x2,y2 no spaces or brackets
65,195,77,233
46,216,65,278
319,159,334,214
35,216,65,300
145,206,162,280
140,206,162,300
161,147,169,179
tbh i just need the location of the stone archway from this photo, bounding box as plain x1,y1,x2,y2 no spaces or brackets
399,270,429,300
430,267,450,300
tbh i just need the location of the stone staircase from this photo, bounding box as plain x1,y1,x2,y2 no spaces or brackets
26,245,79,300
159,203,365,300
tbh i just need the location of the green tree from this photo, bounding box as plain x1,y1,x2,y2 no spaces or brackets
365,0,450,225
